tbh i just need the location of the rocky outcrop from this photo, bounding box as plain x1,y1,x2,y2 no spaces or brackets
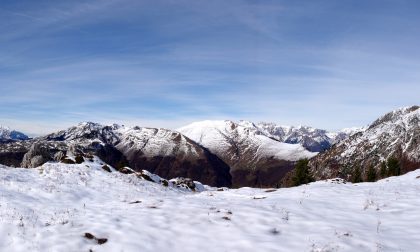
21,142,67,168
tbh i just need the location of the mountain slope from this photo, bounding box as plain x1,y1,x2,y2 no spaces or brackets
178,120,316,187
309,106,420,180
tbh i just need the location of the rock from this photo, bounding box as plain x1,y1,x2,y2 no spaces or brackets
53,151,65,161
84,233,94,239
29,155,46,167
102,165,112,173
118,167,134,174
83,232,108,245
21,143,53,168
97,238,108,245
170,177,196,191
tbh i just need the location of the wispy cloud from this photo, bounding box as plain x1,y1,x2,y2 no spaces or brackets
1,0,419,134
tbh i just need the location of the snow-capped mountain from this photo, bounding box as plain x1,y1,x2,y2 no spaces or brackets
0,122,232,187
178,120,316,187
0,126,29,141
309,106,420,180
249,122,364,152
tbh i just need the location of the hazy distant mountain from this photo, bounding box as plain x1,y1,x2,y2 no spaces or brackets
249,122,364,152
309,105,420,180
0,126,29,141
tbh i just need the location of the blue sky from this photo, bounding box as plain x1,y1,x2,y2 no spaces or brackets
1,0,419,135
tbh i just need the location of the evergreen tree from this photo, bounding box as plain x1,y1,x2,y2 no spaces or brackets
387,157,400,176
366,165,377,182
352,166,363,183
292,159,314,186
379,161,388,178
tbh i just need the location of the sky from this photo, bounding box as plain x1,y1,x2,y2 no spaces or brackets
1,0,420,135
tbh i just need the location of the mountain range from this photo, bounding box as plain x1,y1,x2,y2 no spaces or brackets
0,105,418,187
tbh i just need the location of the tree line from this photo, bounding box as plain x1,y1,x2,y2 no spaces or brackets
290,156,401,186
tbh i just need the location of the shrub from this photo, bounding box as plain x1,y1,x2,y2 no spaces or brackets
161,180,169,187
75,155,84,164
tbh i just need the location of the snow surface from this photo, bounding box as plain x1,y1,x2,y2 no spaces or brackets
1,161,420,252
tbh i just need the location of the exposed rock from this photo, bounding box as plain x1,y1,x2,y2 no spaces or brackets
170,177,196,191
53,151,65,161
21,143,55,168
101,165,112,173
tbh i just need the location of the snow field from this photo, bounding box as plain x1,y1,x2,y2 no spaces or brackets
1,161,419,252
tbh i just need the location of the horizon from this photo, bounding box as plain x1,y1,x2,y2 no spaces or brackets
1,0,420,135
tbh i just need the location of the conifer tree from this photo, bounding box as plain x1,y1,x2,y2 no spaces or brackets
387,157,400,176
292,159,314,186
379,161,388,178
366,165,377,182
352,166,363,183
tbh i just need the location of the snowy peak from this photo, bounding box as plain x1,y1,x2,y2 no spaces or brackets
44,122,120,144
178,120,315,162
0,125,29,141
237,121,357,152
116,126,202,158
45,122,202,158
254,123,332,152
178,120,316,187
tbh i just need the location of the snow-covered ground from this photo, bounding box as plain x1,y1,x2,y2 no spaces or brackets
1,161,419,252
